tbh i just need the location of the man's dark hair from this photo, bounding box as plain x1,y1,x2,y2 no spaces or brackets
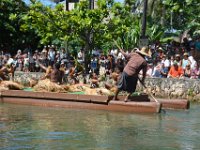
54,63,60,70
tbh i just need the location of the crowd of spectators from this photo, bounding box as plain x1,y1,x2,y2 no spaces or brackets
0,36,200,83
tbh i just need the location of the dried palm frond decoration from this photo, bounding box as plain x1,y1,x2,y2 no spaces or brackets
0,81,24,90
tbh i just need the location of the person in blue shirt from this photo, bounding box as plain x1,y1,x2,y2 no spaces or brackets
160,63,169,78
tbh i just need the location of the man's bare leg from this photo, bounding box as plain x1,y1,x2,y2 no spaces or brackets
124,92,132,102
113,88,120,100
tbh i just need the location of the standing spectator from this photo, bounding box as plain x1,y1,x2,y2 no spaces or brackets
92,49,100,57
28,51,35,72
33,50,40,72
15,49,23,71
99,55,106,76
116,58,124,73
68,53,75,68
55,51,61,63
110,55,116,72
60,48,67,64
182,37,191,53
23,53,29,72
105,55,112,74
77,49,84,64
48,47,55,67
40,49,48,68
90,56,98,74
117,50,125,60
169,55,175,67
194,37,200,59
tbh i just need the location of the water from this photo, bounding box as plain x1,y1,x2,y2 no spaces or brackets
0,103,200,150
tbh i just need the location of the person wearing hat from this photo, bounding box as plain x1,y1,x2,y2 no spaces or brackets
168,61,183,78
157,47,164,60
175,54,181,66
180,52,191,70
113,46,151,102
15,49,23,71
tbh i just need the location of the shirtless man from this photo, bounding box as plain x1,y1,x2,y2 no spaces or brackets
0,63,15,81
50,63,64,84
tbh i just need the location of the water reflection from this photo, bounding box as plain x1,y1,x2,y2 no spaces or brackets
0,103,200,149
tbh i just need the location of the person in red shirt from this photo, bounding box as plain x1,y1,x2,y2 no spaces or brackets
168,61,183,78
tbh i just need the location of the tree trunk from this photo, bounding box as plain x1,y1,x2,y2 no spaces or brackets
160,4,165,27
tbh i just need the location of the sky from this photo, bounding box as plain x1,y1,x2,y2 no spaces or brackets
23,0,123,6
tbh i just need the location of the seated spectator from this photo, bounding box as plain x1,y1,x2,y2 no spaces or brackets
190,63,200,79
180,52,191,70
188,55,197,70
174,54,181,66
146,63,153,77
152,63,162,77
183,64,191,78
161,55,170,69
168,61,184,78
160,63,169,78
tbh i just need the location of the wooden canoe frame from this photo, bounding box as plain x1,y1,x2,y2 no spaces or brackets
0,90,190,113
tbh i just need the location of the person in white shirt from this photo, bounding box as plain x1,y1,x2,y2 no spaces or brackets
146,63,154,77
161,55,170,68
188,55,197,70
77,49,84,64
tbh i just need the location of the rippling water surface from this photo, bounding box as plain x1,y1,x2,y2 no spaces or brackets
0,103,200,150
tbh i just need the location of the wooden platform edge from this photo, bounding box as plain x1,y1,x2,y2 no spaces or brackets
0,90,161,113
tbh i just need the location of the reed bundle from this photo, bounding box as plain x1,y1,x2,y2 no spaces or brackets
33,79,66,92
0,81,24,90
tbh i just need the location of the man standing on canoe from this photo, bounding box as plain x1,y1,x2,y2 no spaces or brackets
113,47,151,102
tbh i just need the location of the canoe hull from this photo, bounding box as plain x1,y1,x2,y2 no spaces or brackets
0,90,161,113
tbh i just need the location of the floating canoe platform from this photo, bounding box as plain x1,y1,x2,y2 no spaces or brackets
154,98,190,110
0,90,190,113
